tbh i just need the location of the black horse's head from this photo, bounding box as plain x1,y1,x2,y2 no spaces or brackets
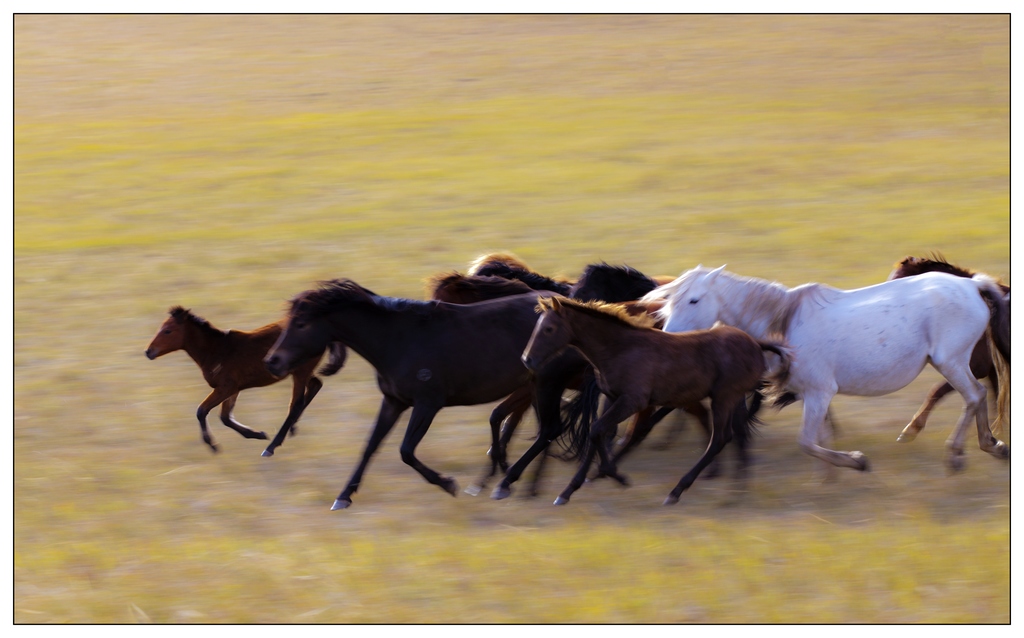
264,280,372,377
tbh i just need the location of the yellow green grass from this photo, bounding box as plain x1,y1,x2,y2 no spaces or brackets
15,15,1008,623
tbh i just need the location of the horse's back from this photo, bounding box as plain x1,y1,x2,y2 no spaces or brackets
789,273,991,395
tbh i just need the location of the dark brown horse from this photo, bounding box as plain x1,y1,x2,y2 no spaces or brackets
888,255,1010,438
521,297,790,506
146,306,346,452
427,272,552,493
263,280,590,510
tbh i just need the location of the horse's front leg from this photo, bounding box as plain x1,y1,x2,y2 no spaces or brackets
554,397,639,506
262,375,322,457
796,389,869,471
215,393,268,441
898,381,954,442
398,401,457,497
492,369,570,500
333,395,407,510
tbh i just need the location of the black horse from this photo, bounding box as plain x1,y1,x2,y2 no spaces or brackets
263,279,589,509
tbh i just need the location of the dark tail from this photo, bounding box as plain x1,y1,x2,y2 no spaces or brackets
729,394,764,451
554,367,603,461
977,283,1010,364
317,342,347,377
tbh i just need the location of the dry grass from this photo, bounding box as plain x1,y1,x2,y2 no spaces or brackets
14,15,1008,623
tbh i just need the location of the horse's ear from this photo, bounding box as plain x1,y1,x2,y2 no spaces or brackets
708,265,726,280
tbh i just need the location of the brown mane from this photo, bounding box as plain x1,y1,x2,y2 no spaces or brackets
537,296,658,330
468,252,533,275
890,254,1008,291
425,271,535,302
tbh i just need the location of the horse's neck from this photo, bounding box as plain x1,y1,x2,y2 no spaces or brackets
327,306,413,372
566,311,635,368
717,277,797,340
181,322,229,371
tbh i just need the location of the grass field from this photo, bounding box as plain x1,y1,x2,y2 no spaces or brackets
14,15,1009,623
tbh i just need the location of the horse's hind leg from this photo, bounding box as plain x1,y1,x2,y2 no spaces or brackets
468,388,530,496
932,361,1006,471
398,401,458,496
664,401,735,505
218,393,269,441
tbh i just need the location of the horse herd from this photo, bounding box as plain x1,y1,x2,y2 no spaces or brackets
146,254,1010,510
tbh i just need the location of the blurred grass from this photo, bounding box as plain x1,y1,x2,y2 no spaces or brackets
14,15,1009,623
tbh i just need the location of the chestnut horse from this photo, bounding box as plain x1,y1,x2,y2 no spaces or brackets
521,296,789,506
146,306,346,452
888,255,1010,438
263,280,590,510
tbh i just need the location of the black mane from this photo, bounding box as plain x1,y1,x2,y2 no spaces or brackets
569,262,658,303
291,279,434,317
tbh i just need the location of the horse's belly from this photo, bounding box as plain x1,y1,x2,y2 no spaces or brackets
826,344,929,396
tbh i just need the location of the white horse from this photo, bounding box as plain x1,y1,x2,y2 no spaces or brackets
642,265,1010,472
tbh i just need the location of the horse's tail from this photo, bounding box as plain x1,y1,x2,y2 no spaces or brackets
554,367,603,461
973,274,1009,434
317,341,347,377
757,340,796,409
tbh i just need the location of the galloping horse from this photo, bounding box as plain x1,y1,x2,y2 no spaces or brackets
521,297,789,505
263,280,589,509
888,255,1010,438
643,265,1010,472
146,306,345,452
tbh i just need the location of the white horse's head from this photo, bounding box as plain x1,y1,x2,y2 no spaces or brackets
657,264,728,333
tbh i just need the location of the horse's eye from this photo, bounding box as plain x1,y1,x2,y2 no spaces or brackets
544,325,555,334
293,322,306,330
689,298,699,305
162,329,171,334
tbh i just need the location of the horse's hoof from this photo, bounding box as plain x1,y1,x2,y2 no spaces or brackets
208,444,220,454
612,473,630,487
663,494,680,506
897,428,918,443
441,477,459,497
491,485,511,500
464,484,482,497
992,441,1009,460
553,495,569,506
261,449,274,457
256,431,268,440
851,451,869,471
946,453,966,474
331,498,352,511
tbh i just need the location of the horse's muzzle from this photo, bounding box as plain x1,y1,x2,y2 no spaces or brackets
521,353,539,372
264,353,288,378
145,348,157,360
